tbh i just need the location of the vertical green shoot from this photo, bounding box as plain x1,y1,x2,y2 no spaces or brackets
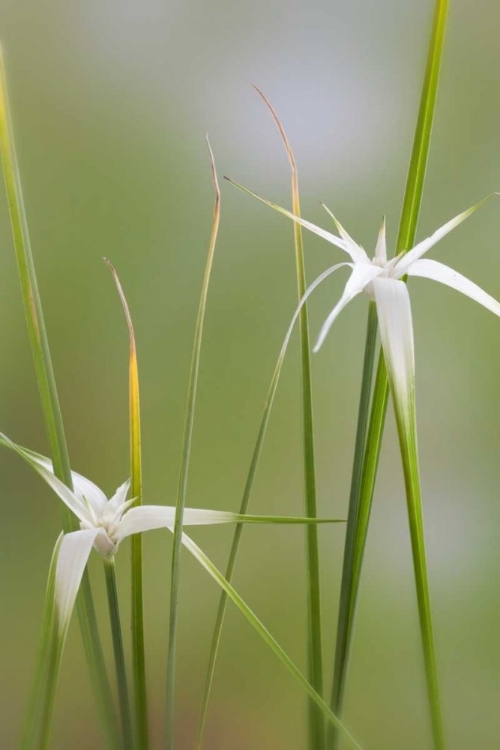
106,259,149,748
0,47,118,747
252,86,324,749
21,535,63,750
104,559,134,750
328,302,378,723
328,1,449,748
373,278,444,748
165,137,221,750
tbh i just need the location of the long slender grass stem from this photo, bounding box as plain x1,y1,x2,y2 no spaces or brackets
0,49,118,748
165,139,220,750
105,259,149,748
328,302,378,744
327,1,449,747
397,407,445,749
21,537,61,750
104,559,134,750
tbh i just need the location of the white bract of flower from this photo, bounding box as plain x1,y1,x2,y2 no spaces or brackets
1,433,342,632
228,180,500,425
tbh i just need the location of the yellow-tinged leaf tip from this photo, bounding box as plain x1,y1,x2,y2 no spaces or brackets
250,82,297,174
104,257,136,346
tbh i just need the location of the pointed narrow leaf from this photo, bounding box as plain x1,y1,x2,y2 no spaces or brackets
407,258,500,316
166,137,221,749
242,90,327,749
225,177,350,255
180,531,362,749
105,257,149,747
313,264,383,352
395,194,497,276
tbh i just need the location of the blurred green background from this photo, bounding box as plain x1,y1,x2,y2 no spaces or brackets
1,1,499,748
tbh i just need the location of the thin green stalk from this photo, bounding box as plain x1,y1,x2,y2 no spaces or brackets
21,536,62,750
197,266,343,748
329,302,378,722
396,392,444,748
328,1,449,747
292,116,324,750
0,48,118,747
106,259,149,748
165,139,220,750
251,87,324,750
197,91,324,749
104,559,134,750
36,623,65,750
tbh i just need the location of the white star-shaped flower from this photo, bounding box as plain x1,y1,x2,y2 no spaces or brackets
1,432,341,631
227,181,500,424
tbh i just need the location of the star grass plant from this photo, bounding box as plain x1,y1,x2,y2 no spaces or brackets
225,2,500,748
0,104,358,749
0,45,119,749
0,425,348,747
3,0,499,747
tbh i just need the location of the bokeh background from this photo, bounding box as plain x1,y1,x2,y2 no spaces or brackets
0,1,499,748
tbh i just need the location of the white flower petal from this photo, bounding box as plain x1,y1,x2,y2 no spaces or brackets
395,195,495,276
406,258,500,317
55,529,101,631
106,479,131,513
313,263,384,352
225,178,350,255
0,432,91,523
115,506,243,539
320,203,369,263
374,217,387,265
372,278,415,425
71,473,108,512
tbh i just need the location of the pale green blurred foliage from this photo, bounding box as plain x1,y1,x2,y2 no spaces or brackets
0,1,499,748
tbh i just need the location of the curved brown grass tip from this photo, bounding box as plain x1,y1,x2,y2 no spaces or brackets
205,134,220,202
249,82,297,173
103,257,136,348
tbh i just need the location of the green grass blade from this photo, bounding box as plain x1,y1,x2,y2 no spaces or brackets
197,261,344,747
21,534,63,750
328,302,378,723
182,531,363,750
165,137,221,750
106,259,149,748
328,1,450,747
228,514,345,524
373,277,444,748
250,86,324,750
396,405,444,747
0,48,118,747
104,559,134,750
